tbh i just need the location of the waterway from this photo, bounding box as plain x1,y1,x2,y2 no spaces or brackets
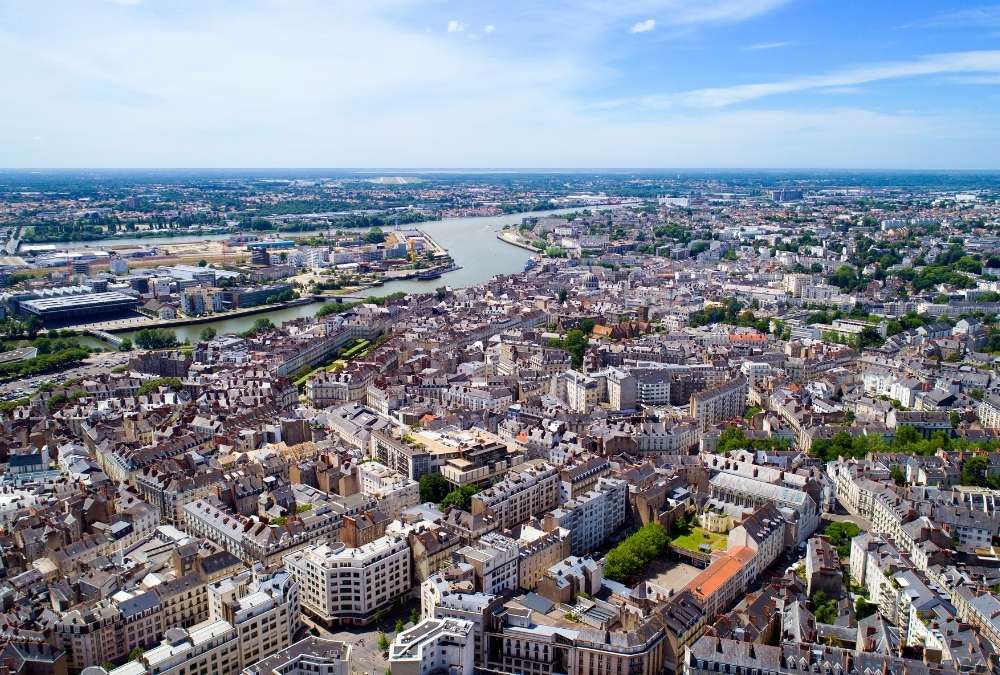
94,206,613,343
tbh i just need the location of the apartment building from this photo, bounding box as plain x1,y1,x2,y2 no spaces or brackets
690,375,748,432
685,546,755,618
389,618,475,675
242,637,351,675
207,569,300,668
471,461,560,530
284,535,410,626
456,533,520,595
357,461,419,519
977,395,1000,429
542,477,627,556
108,620,242,675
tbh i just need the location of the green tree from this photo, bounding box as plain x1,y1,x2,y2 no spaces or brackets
890,465,906,486
441,484,479,511
138,377,184,396
419,472,450,503
394,618,405,633
200,326,217,341
603,523,669,583
961,456,990,487
119,338,133,351
378,633,390,652
133,328,179,350
197,259,208,267
563,328,589,368
129,647,145,661
25,315,41,340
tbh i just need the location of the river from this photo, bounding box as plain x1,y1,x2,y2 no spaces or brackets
90,206,611,342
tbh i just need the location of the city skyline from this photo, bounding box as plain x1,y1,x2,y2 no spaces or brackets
4,0,1000,168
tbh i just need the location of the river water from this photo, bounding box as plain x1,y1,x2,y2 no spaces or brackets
69,206,608,342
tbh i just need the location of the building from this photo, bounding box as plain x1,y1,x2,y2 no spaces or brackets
456,533,519,595
543,477,627,556
472,461,560,530
389,618,475,675
284,535,410,626
690,376,748,432
805,536,843,597
242,637,351,675
106,620,241,675
20,291,139,324
207,569,301,668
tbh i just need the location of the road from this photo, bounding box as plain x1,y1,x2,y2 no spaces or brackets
299,597,420,675
0,350,131,398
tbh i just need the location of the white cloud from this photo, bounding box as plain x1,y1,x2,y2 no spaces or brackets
746,40,793,50
484,25,495,34
447,19,465,33
2,0,998,168
630,19,656,33
601,50,1000,109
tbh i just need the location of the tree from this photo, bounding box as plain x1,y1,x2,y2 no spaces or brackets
441,484,479,511
603,523,669,583
138,377,183,396
134,328,178,350
822,521,861,558
394,618,405,633
961,456,989,487
377,633,390,652
890,465,906,486
855,597,876,620
365,227,386,244
200,326,217,341
563,328,589,368
25,315,41,340
245,318,275,336
197,259,208,267
119,338,133,351
557,288,568,304
419,472,450,503
129,647,145,661
409,608,420,625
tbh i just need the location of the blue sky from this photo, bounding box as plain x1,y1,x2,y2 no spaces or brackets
3,0,1000,168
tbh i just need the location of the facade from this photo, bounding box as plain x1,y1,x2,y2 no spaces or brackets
284,535,410,626
389,618,475,675
472,461,560,530
543,477,627,556
242,637,350,675
690,375,748,432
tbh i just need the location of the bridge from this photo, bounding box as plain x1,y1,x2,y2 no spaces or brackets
85,329,123,348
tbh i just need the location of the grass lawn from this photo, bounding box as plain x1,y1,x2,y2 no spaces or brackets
670,527,728,553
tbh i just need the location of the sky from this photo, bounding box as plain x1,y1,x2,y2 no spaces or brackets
3,0,1000,169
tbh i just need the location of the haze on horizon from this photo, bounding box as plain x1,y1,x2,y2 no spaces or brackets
4,0,1000,170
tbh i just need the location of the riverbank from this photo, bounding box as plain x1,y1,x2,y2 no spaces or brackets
496,230,542,253
91,297,321,333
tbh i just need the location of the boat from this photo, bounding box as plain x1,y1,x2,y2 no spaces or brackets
524,258,538,271
416,269,443,280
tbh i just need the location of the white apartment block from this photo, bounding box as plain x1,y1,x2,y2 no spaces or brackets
284,535,411,626
978,395,1000,429
456,533,519,595
357,460,420,519
242,637,351,675
207,569,301,668
108,620,242,675
690,375,748,432
543,477,627,556
472,461,560,530
389,618,475,675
